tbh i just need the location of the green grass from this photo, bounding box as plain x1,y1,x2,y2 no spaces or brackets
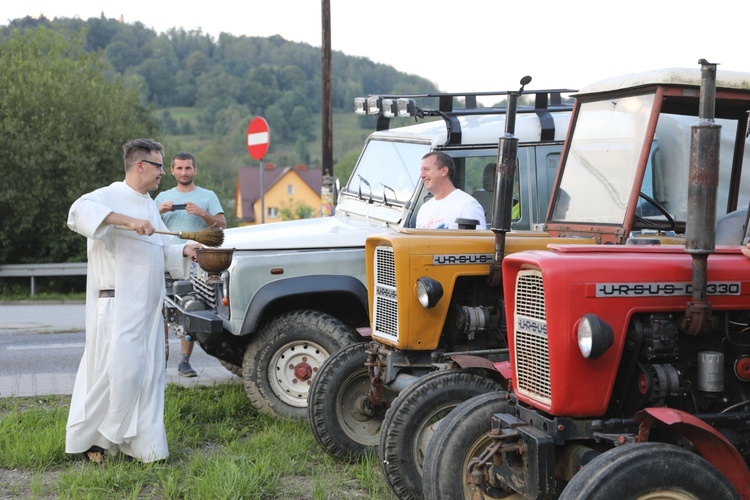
0,383,396,499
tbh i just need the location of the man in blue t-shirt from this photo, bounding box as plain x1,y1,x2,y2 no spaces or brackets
154,152,226,377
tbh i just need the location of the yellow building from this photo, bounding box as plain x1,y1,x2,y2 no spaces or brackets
235,164,322,225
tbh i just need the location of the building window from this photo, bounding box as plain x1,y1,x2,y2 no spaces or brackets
287,184,294,195
267,207,279,219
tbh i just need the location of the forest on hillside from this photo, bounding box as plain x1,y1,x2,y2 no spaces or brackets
2,14,438,161
0,15,440,268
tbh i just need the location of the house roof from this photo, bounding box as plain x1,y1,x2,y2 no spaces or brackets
236,165,322,222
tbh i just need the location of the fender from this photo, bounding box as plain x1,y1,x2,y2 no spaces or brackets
449,354,497,371
240,274,368,335
636,407,750,498
450,354,510,390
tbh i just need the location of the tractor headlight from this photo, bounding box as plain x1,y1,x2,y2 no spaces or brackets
416,277,443,309
577,314,614,359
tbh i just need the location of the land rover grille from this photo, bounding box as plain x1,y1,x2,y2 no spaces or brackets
189,267,225,315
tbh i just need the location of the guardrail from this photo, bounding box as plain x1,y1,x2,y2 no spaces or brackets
0,263,86,296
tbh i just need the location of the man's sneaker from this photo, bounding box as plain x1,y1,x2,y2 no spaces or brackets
178,360,197,378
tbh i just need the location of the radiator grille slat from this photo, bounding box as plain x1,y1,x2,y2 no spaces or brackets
514,270,551,404
191,273,218,309
373,246,398,340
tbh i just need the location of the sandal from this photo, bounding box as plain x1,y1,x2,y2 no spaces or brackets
82,446,105,464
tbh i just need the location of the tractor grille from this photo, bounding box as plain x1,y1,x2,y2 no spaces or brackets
373,245,398,341
513,269,551,405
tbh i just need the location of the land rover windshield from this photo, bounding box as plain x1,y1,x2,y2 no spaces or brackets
344,139,429,204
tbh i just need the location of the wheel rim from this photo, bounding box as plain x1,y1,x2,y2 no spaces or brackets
461,432,494,499
335,369,383,446
268,340,329,407
414,404,455,476
637,492,695,500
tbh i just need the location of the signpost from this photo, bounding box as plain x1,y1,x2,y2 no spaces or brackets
247,117,270,160
247,117,270,223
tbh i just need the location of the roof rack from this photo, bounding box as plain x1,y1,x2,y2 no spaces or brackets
355,89,576,144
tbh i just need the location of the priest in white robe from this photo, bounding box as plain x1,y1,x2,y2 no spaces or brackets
66,138,201,463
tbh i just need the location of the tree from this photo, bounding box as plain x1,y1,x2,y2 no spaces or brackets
0,28,159,264
105,40,141,73
333,149,361,186
279,199,314,221
294,136,311,165
0,15,440,220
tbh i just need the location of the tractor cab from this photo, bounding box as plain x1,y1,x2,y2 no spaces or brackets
545,68,750,244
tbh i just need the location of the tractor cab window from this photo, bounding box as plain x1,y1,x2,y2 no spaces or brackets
552,94,654,224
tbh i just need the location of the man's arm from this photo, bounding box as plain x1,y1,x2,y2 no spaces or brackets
204,211,227,229
103,213,155,235
184,202,226,229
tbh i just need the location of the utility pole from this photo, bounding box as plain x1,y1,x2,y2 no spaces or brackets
320,0,334,216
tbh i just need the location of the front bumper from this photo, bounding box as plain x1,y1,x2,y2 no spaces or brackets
164,295,224,344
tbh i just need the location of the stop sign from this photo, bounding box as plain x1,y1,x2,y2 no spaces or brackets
247,117,270,160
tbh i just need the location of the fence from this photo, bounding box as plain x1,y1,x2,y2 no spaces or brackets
0,263,86,296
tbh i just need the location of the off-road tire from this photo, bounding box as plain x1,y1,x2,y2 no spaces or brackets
218,359,242,378
422,391,513,500
379,369,502,499
242,310,356,419
560,441,738,500
308,342,393,459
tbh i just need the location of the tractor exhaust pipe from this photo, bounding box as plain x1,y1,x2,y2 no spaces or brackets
682,59,721,336
488,76,531,287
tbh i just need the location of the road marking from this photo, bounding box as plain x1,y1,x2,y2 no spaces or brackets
7,343,84,350
6,339,182,350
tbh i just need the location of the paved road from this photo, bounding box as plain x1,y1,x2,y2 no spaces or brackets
0,302,239,398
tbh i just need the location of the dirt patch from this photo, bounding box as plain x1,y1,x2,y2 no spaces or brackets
0,468,61,499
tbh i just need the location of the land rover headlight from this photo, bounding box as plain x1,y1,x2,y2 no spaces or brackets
416,277,443,309
577,314,613,359
221,271,230,306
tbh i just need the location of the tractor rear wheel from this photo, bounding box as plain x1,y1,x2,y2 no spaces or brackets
560,441,738,500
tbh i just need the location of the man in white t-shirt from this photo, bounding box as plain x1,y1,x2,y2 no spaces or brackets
416,152,487,229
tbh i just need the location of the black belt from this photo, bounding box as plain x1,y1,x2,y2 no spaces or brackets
99,290,115,298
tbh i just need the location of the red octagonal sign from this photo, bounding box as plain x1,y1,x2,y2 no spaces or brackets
247,117,270,160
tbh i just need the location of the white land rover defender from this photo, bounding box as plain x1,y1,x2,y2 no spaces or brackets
164,87,574,419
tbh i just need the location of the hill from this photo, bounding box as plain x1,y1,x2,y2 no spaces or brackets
1,14,439,219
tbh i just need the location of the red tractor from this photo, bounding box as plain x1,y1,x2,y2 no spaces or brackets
422,60,750,499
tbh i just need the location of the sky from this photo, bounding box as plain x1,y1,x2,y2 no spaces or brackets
4,0,747,106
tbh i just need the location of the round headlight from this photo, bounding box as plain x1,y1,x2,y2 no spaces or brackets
416,277,443,309
577,314,614,359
